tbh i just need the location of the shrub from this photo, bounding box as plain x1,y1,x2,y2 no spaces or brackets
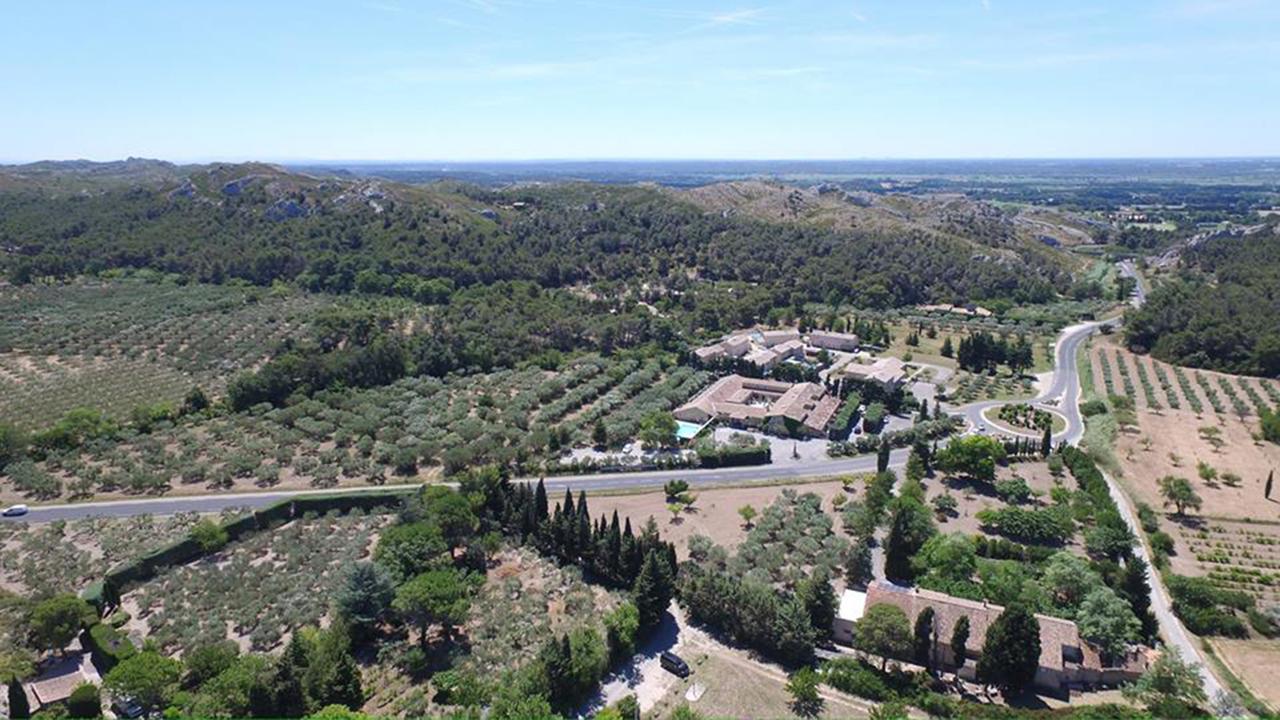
1149,531,1175,557
1080,399,1108,417
190,519,229,552
84,622,138,670
975,505,1074,544
994,477,1033,505
67,683,101,718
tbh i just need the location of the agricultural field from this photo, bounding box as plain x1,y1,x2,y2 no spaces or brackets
0,356,709,504
1088,336,1278,421
947,370,1037,404
121,509,387,653
0,278,335,428
0,511,236,597
1097,334,1280,702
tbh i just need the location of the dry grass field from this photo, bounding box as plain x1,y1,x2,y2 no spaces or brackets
1092,337,1280,706
587,479,848,560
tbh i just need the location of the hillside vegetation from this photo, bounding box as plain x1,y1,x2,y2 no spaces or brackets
0,162,1074,309
1126,221,1280,377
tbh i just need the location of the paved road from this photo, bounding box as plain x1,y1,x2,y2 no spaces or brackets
954,320,1101,446
2,449,912,523
1117,259,1147,307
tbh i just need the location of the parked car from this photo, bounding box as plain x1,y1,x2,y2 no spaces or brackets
112,697,145,719
660,651,690,678
1,504,29,517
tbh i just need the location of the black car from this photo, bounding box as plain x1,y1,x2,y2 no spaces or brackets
112,697,145,719
660,651,690,678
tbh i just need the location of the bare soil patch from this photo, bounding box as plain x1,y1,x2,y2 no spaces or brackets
587,480,847,560
1208,638,1280,712
1115,410,1280,522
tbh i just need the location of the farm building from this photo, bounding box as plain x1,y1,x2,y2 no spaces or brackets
834,582,1149,696
673,374,840,438
807,330,860,352
837,356,908,390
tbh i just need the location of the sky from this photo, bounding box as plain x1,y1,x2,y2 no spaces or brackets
2,0,1279,162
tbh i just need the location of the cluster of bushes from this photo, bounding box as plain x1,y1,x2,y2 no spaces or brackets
827,391,862,440
997,403,1051,430
694,437,771,468
976,505,1075,544
972,535,1056,563
828,416,960,457
1166,574,1253,637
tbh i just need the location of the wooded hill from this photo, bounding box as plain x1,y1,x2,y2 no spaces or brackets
1126,220,1280,377
0,161,1076,310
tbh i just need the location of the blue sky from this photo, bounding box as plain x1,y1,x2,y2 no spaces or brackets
3,0,1278,161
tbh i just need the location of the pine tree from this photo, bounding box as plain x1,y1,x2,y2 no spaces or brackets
977,604,1041,693
796,565,837,634
905,450,926,483
277,633,310,714
1120,557,1159,642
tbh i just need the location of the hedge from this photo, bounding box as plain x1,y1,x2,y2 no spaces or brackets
696,444,771,468
94,487,419,598
83,622,137,671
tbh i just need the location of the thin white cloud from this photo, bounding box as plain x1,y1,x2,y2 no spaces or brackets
710,8,766,25
981,0,991,10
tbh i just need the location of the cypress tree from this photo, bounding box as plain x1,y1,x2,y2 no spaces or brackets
1041,425,1052,457
1266,470,1274,499
877,440,891,474
563,489,575,518
633,550,674,629
8,679,30,720
534,479,549,524
606,513,623,581
913,606,936,669
951,615,970,669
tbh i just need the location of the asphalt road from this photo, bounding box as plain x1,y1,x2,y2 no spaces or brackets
3,449,912,523
954,320,1100,446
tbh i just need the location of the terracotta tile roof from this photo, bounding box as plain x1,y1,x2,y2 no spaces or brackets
865,581,1089,673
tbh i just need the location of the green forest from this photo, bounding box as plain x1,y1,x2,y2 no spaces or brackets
1126,222,1280,377
0,165,1069,311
